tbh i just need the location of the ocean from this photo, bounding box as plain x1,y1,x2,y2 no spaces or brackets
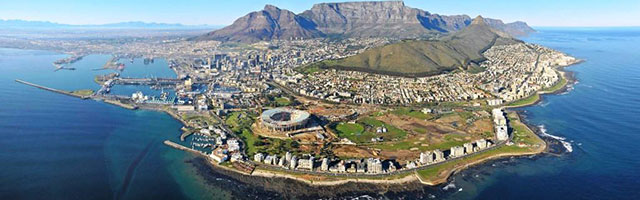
1,27,639,199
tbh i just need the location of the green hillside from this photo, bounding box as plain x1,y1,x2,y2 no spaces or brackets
302,16,521,77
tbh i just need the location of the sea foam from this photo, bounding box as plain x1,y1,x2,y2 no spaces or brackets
538,125,573,152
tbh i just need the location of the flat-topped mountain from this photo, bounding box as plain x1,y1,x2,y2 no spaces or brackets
299,1,435,38
304,16,521,77
193,1,534,42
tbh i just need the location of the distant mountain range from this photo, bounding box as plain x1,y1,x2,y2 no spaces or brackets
194,1,535,42
0,19,219,29
301,16,521,77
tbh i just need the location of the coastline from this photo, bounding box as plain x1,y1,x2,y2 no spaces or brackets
504,59,582,109
16,62,570,189
157,67,575,189
182,62,579,188
14,50,580,191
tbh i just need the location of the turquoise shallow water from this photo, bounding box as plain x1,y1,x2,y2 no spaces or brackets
1,27,640,199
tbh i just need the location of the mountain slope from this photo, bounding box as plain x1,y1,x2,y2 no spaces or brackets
306,16,521,77
192,5,323,42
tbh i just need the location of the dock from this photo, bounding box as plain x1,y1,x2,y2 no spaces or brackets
15,79,90,99
163,140,255,175
164,140,204,155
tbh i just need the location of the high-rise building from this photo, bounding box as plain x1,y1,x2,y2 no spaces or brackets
366,158,383,174
450,146,465,158
464,143,474,154
321,158,329,171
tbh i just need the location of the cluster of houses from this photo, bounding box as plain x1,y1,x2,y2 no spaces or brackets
203,126,244,164
253,152,395,174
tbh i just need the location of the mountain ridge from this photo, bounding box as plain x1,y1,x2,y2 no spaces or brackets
301,15,521,77
194,1,535,42
0,19,218,29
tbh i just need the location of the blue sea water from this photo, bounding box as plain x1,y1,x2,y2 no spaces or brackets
0,50,227,200
1,27,639,199
441,27,640,199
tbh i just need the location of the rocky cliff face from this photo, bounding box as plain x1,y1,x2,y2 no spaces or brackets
299,1,433,38
196,1,535,42
193,5,323,42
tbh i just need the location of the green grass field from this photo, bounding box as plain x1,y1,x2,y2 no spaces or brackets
333,117,407,143
274,97,291,106
543,75,567,93
335,122,372,143
508,116,543,145
370,133,468,151
391,107,432,120
507,94,540,107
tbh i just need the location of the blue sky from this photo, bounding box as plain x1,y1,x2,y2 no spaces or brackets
1,0,638,27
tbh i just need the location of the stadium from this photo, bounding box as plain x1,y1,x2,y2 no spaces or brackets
260,108,311,132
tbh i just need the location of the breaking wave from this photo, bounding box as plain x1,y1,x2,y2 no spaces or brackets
538,125,573,152
443,183,456,191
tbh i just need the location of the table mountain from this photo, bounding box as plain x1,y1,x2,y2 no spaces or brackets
194,1,535,42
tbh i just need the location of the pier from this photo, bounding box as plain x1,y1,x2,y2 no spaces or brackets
15,79,90,99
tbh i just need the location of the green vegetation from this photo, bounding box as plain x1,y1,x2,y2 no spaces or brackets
226,112,258,155
370,133,468,151
413,127,427,134
391,107,432,120
507,94,540,107
226,111,301,156
508,115,543,145
296,60,336,75
70,89,94,96
225,112,254,130
467,66,486,74
336,122,365,136
543,75,567,93
307,18,519,77
182,114,219,125
333,117,407,143
274,97,292,106
238,129,260,155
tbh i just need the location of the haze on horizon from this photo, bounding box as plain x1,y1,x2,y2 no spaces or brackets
1,0,639,27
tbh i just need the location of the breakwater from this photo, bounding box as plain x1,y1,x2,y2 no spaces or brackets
15,79,90,99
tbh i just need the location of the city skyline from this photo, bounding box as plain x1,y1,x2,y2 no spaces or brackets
1,0,639,27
